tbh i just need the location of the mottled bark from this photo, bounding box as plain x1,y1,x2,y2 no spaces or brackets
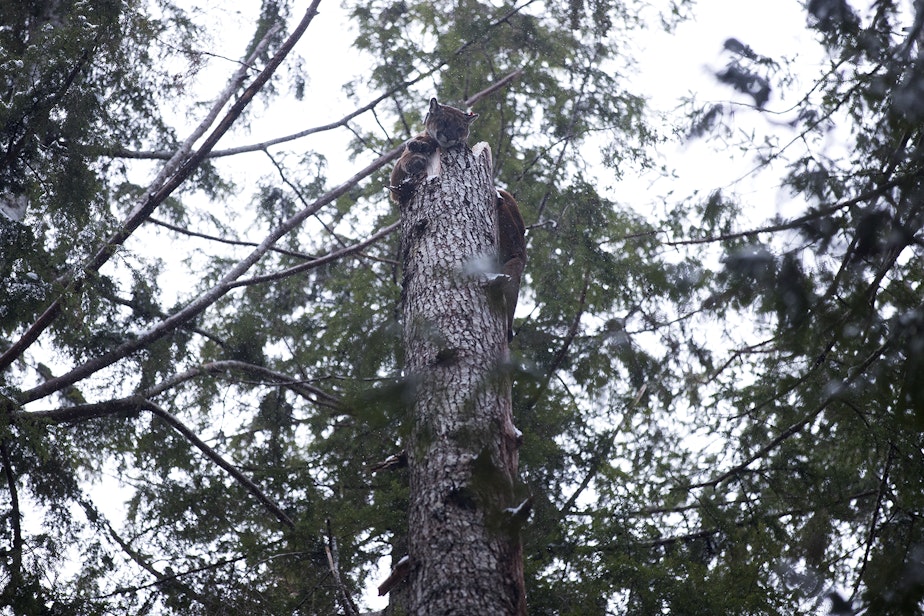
400,143,526,615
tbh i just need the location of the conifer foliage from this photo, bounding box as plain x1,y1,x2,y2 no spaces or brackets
1,0,923,614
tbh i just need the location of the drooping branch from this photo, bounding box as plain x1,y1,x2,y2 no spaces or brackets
143,399,296,530
144,360,341,409
688,338,891,491
663,164,915,248
850,443,896,603
76,495,224,611
522,269,591,413
147,216,317,261
17,396,296,529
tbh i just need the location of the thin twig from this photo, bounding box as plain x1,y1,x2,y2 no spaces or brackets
686,339,890,490
850,444,896,603
228,220,399,288
148,216,317,260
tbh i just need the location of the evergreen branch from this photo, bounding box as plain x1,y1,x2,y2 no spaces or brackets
16,396,296,529
102,290,226,346
663,175,908,247
688,338,891,490
142,399,297,530
149,360,342,409
699,337,777,387
0,30,100,175
93,553,247,600
533,49,600,223
850,444,896,603
13,139,400,407
262,149,347,248
101,40,524,161
0,2,322,375
522,270,591,412
76,495,224,610
559,385,643,516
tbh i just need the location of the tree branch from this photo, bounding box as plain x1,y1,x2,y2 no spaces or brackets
523,269,591,412
325,519,360,616
16,396,296,529
147,216,317,261
663,171,910,247
687,338,891,490
228,220,399,289
0,1,322,374
850,443,896,603
142,399,296,529
0,440,23,589
76,495,223,610
7,67,524,409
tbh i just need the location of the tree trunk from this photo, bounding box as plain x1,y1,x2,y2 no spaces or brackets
400,143,526,615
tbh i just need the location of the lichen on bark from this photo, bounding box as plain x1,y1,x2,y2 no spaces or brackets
399,143,526,615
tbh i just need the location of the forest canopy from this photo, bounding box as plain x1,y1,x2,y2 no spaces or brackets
1,0,923,614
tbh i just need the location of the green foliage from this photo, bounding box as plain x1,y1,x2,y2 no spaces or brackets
3,0,924,614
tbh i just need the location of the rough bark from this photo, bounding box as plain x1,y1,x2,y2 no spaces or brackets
400,143,526,615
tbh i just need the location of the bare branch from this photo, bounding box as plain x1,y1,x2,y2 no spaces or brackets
20,359,341,422
148,216,318,260
325,519,360,616
229,220,399,288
